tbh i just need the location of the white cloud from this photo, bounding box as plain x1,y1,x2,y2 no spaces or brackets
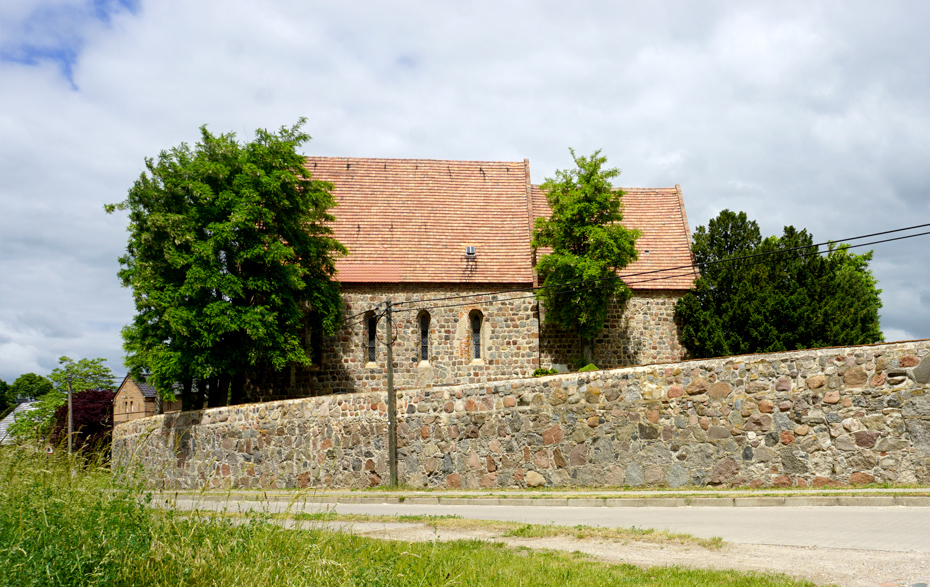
1,0,929,381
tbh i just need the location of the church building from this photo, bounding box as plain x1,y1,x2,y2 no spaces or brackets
246,157,697,399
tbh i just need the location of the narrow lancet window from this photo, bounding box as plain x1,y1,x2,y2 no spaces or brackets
419,312,430,362
366,312,377,363
470,310,483,360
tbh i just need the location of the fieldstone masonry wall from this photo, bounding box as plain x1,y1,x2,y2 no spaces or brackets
244,286,687,401
113,340,930,490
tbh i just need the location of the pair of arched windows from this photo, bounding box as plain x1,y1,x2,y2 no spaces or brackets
364,309,483,363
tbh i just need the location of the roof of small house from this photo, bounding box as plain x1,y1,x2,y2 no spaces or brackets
0,402,37,445
306,156,696,290
117,375,158,399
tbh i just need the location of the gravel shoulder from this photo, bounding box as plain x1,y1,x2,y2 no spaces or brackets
308,519,930,587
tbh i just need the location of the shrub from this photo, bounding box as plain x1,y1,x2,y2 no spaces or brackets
533,368,560,377
50,388,116,454
578,364,599,372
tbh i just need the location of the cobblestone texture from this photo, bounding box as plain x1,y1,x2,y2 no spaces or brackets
113,340,930,490
244,286,687,400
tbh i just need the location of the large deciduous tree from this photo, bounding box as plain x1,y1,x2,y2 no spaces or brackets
107,119,346,408
675,210,883,358
532,149,640,361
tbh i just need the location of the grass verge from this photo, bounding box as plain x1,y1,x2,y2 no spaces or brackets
288,511,724,549
0,446,817,586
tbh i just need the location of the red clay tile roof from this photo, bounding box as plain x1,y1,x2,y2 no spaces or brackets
305,157,696,290
305,157,535,283
531,185,697,290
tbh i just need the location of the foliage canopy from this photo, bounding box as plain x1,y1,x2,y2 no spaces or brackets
9,357,116,441
108,119,346,406
675,210,883,358
532,149,639,351
8,373,52,402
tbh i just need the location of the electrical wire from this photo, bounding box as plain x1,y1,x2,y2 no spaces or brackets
344,223,930,321
386,221,930,308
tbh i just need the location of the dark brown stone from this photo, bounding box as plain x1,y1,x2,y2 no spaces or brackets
542,425,564,444
744,413,773,432
569,444,587,466
773,475,792,487
806,375,827,389
486,455,498,472
849,472,875,485
758,400,774,413
843,367,868,387
445,473,462,488
710,457,740,484
813,476,842,488
708,382,732,399
900,355,919,368
780,431,795,445
854,430,880,448
553,448,567,468
687,377,708,395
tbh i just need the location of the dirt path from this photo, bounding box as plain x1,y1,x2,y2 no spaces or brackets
320,520,929,587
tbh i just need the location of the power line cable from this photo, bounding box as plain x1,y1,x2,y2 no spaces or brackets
381,222,930,310
345,226,930,323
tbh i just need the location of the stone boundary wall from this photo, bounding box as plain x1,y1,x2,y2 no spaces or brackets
113,340,930,490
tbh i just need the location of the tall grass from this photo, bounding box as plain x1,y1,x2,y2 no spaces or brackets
0,446,818,587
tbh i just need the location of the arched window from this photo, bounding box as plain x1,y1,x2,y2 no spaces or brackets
469,310,483,360
365,312,377,363
418,311,430,362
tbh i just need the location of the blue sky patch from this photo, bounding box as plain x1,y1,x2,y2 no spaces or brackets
0,0,139,88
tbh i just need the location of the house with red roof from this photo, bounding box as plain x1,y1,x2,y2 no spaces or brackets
246,157,697,399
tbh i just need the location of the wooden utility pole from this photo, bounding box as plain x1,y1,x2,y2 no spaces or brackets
385,298,398,487
67,373,73,455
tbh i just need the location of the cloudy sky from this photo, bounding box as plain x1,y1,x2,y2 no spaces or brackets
2,0,929,381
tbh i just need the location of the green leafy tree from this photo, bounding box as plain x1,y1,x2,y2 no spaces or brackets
8,373,53,402
532,149,640,360
8,358,116,442
675,210,883,358
107,119,346,408
0,379,11,414
48,356,117,394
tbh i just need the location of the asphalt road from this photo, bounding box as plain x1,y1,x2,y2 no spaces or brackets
174,498,930,552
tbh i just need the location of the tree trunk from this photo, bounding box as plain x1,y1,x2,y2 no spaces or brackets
181,378,195,412
229,373,245,406
207,376,229,408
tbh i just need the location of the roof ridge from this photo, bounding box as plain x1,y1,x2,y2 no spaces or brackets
306,156,527,166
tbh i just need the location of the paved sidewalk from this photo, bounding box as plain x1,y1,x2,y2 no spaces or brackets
164,494,930,552
157,486,930,508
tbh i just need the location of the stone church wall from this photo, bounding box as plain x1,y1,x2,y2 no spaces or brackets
114,340,930,490
245,285,687,400
539,290,687,369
